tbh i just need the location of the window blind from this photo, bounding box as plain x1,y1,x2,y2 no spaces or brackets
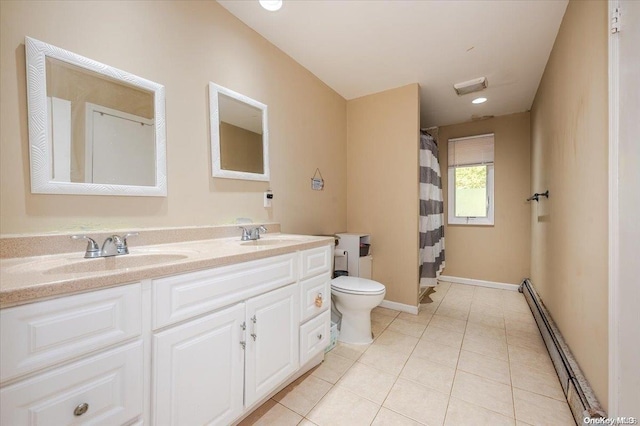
448,134,494,167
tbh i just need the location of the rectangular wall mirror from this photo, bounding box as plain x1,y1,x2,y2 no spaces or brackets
25,37,167,196
209,82,269,181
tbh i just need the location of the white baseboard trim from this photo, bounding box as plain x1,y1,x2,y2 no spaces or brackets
378,299,419,315
439,275,520,291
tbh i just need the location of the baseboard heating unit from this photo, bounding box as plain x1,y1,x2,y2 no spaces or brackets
519,278,606,425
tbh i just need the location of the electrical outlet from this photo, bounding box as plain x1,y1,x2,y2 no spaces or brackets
264,191,273,208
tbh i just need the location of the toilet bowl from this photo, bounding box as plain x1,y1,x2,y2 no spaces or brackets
331,276,386,345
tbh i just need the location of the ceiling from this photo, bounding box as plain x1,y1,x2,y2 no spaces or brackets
218,0,568,128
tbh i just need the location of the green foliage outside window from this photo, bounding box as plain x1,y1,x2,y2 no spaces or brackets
455,165,487,217
455,165,487,189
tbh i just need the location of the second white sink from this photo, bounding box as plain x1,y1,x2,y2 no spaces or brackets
239,239,301,247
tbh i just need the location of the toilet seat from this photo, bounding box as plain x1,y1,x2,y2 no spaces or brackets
331,276,385,296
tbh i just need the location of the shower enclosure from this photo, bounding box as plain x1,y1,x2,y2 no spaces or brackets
419,129,445,294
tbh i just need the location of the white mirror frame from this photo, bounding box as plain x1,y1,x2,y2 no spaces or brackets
209,82,270,181
25,36,167,196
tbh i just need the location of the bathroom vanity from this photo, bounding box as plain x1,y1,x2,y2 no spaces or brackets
0,231,333,425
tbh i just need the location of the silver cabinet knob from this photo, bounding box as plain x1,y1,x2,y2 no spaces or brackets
74,402,89,416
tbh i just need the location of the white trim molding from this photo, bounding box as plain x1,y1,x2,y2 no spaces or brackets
439,275,520,291
378,300,419,315
394,274,520,315
607,0,640,417
608,0,621,415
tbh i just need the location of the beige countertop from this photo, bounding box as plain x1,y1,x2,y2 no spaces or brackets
0,233,334,309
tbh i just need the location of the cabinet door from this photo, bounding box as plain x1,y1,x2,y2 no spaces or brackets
153,303,245,426
245,284,299,407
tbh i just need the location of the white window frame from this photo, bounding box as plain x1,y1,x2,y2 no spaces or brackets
447,134,495,226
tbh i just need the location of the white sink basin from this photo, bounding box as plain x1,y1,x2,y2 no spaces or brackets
43,254,188,275
6,252,191,276
239,239,302,247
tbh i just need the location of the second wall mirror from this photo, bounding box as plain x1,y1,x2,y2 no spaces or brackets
209,82,269,181
25,36,167,196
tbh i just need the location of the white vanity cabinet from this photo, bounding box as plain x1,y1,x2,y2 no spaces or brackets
151,252,307,425
0,283,144,425
0,242,332,426
152,284,299,425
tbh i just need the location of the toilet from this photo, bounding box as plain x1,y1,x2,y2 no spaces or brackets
331,276,386,345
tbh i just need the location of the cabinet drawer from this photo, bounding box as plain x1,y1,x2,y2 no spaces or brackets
0,283,141,383
300,310,330,365
300,273,331,323
0,339,143,426
153,253,297,329
299,245,332,279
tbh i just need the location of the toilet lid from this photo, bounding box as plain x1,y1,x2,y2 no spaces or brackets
331,276,386,295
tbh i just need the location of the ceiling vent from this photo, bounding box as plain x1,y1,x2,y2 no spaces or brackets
453,77,488,96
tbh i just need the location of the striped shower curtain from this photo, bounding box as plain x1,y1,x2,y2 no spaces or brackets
419,133,445,288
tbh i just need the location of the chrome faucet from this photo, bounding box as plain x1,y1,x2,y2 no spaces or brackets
239,225,267,241
71,232,138,258
100,235,125,256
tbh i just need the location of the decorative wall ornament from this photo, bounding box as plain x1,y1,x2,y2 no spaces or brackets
311,168,324,190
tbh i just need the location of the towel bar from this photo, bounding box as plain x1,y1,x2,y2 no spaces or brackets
527,190,549,202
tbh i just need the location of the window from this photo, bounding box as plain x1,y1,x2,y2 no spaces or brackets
448,134,494,225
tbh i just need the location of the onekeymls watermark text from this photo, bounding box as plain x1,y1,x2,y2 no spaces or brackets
584,417,638,425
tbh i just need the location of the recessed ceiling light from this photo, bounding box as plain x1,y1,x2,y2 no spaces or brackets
259,0,282,11
472,97,487,104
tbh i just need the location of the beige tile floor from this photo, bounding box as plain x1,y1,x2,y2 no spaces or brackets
239,282,576,426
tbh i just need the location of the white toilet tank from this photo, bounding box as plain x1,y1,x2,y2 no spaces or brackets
359,255,372,279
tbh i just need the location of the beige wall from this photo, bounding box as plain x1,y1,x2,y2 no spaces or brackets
530,0,608,409
346,84,420,306
0,1,347,235
219,122,264,174
439,113,531,284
